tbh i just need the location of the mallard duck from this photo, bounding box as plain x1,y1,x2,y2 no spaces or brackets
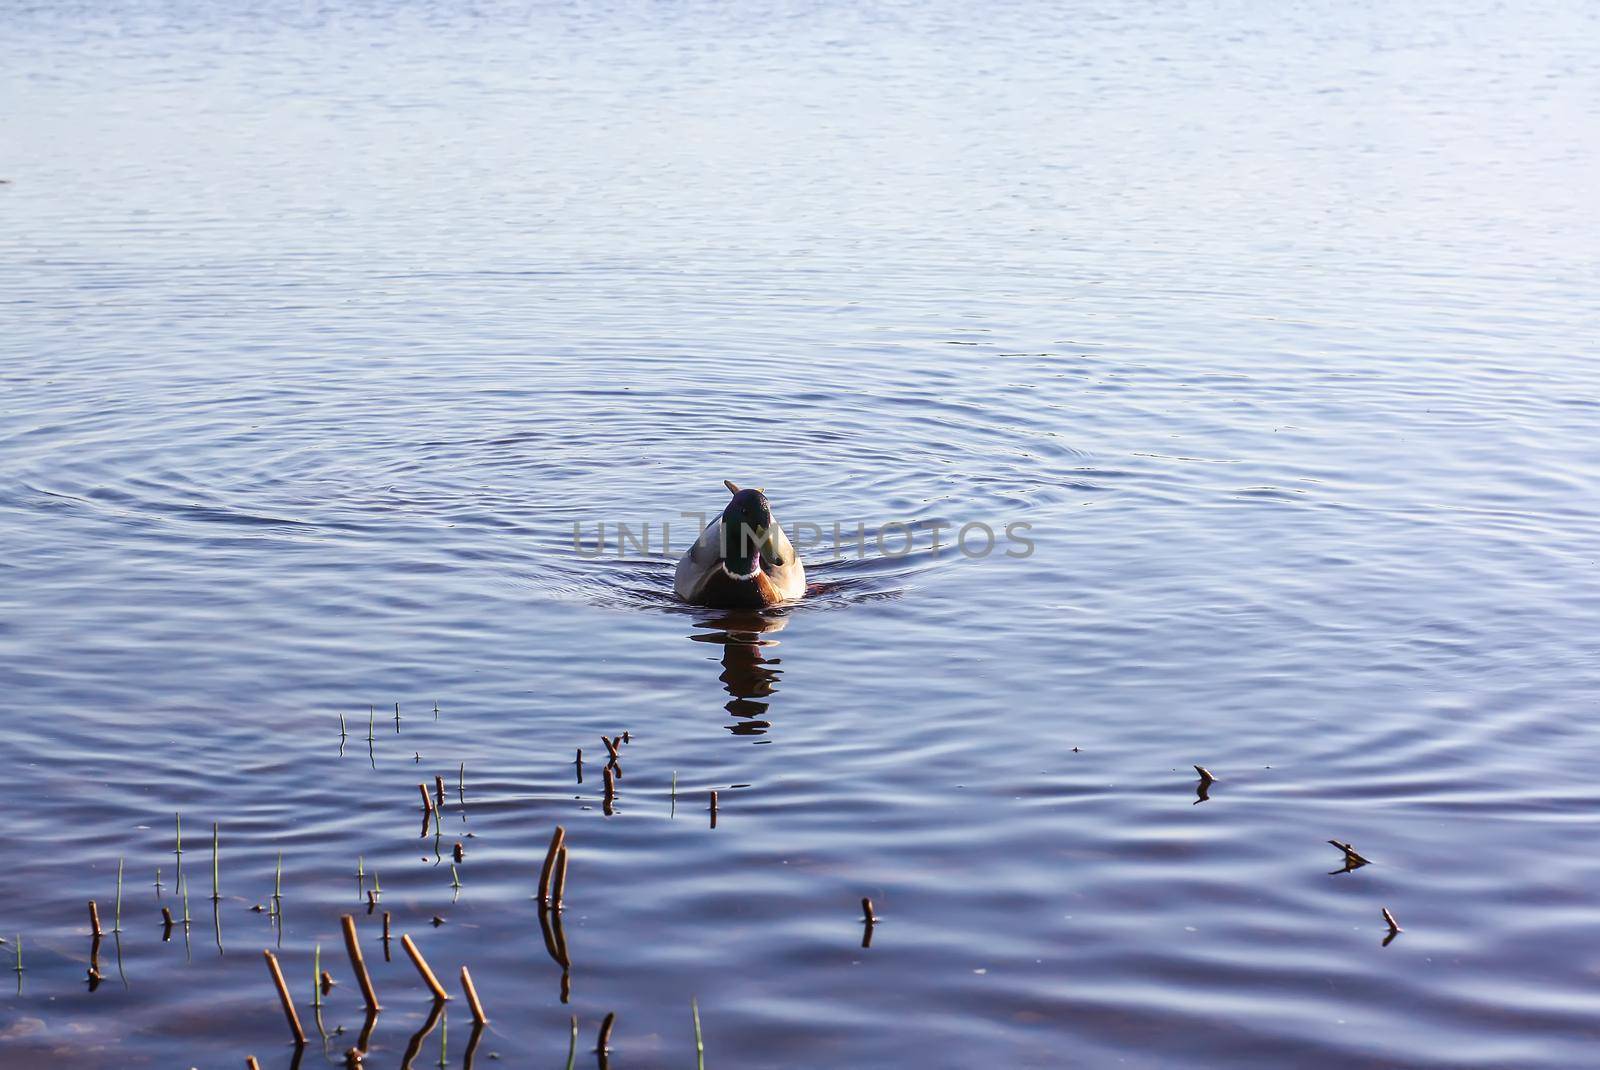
675,481,806,608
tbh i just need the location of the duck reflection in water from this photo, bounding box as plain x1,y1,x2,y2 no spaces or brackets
688,610,788,736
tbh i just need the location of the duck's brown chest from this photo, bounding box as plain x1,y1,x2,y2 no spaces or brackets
697,568,783,609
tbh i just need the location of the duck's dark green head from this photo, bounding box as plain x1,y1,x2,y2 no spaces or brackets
721,488,775,578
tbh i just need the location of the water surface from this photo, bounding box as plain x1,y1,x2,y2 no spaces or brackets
4,2,1600,1067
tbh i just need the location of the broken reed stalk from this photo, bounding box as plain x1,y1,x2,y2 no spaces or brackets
601,736,619,762
400,934,451,1002
382,912,392,943
247,1057,262,1070
114,857,123,932
434,775,446,807
861,897,877,923
1382,907,1403,934
537,826,566,905
312,944,322,1007
211,822,220,902
603,765,615,797
340,914,381,1013
692,998,704,1069
161,906,174,928
87,900,103,937
1194,765,1217,785
418,783,436,814
709,790,718,826
565,1015,578,1070
597,1011,615,1053
550,846,569,910
459,965,488,1025
262,949,307,1045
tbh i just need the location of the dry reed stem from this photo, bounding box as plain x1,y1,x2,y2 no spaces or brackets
537,826,566,904
550,846,569,909
400,934,450,1002
340,914,381,1012
460,965,489,1024
263,949,307,1045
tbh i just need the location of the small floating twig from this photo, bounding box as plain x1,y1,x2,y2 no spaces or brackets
1328,839,1372,868
400,934,451,1002
1382,906,1403,945
340,914,381,1013
538,826,566,905
596,1011,616,1054
460,965,488,1025
263,948,307,1045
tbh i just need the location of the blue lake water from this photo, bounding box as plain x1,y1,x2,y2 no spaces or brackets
3,1,1600,1066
